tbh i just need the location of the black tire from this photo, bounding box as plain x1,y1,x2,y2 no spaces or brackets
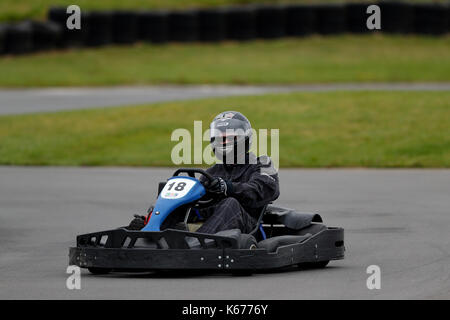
4,22,33,55
85,11,113,47
315,4,347,35
238,234,257,249
231,270,253,276
225,6,256,41
0,24,8,55
298,260,329,269
285,4,316,36
137,11,169,43
112,10,138,44
168,10,199,42
255,5,286,39
379,2,414,34
198,8,226,42
88,267,112,275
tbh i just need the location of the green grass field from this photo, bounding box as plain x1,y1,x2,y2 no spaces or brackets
1,35,449,87
0,0,440,22
0,91,448,167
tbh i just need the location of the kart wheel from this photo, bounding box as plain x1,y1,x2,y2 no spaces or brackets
88,267,112,275
238,234,257,249
298,260,329,269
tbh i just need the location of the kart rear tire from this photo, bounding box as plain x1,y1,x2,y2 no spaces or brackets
88,267,112,275
231,270,253,277
298,260,329,269
238,234,257,249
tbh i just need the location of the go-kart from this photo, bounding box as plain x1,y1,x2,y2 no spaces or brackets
69,168,344,274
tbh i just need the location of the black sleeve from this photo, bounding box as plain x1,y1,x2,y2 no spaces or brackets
229,156,280,209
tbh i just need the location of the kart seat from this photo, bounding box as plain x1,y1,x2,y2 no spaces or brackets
257,234,311,253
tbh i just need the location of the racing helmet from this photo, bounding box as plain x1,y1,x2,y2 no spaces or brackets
210,111,252,164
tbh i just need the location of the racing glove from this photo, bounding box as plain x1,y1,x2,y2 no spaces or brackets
204,177,233,196
127,214,147,230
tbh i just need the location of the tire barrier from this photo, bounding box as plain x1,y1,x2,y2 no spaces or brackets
413,4,449,35
346,3,372,33
137,11,169,43
316,4,347,35
112,10,138,44
1,3,450,56
198,8,227,42
0,24,7,55
225,7,256,40
379,1,414,34
255,5,286,39
84,11,112,47
48,7,86,47
25,20,62,51
168,10,199,42
285,4,316,36
4,22,33,54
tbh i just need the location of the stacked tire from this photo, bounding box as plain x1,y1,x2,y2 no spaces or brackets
2,3,450,57
198,8,227,42
413,3,448,35
137,10,169,43
255,5,286,39
315,4,347,35
26,21,62,51
285,4,316,37
225,7,256,41
346,3,372,33
85,11,113,47
112,11,138,44
4,22,33,54
379,1,414,34
168,10,199,42
0,24,7,55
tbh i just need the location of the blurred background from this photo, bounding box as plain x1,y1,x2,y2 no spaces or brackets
0,0,448,167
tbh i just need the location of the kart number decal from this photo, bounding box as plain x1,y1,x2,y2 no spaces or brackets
161,178,196,199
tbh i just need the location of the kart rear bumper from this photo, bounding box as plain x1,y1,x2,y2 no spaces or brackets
69,227,344,271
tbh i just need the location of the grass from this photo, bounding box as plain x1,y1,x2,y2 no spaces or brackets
0,91,449,167
1,35,450,87
0,0,441,22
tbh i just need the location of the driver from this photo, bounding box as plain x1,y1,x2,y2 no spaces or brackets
128,111,279,234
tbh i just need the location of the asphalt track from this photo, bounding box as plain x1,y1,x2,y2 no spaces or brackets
1,83,450,115
0,166,449,299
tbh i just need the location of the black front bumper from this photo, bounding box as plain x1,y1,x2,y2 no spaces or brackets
69,227,344,271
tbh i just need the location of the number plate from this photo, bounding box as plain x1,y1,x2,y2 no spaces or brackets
160,178,196,199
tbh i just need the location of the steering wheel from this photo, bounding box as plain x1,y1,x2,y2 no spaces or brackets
172,168,218,208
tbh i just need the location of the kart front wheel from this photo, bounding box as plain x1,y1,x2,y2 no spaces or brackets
88,267,112,275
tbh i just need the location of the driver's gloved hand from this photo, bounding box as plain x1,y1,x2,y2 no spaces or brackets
204,177,233,196
126,214,147,230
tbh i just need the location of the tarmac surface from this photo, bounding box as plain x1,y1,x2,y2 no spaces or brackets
1,166,449,299
1,83,450,115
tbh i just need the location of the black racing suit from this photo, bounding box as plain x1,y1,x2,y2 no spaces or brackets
194,153,280,234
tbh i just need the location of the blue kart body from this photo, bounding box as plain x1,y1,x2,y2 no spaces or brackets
142,176,205,231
